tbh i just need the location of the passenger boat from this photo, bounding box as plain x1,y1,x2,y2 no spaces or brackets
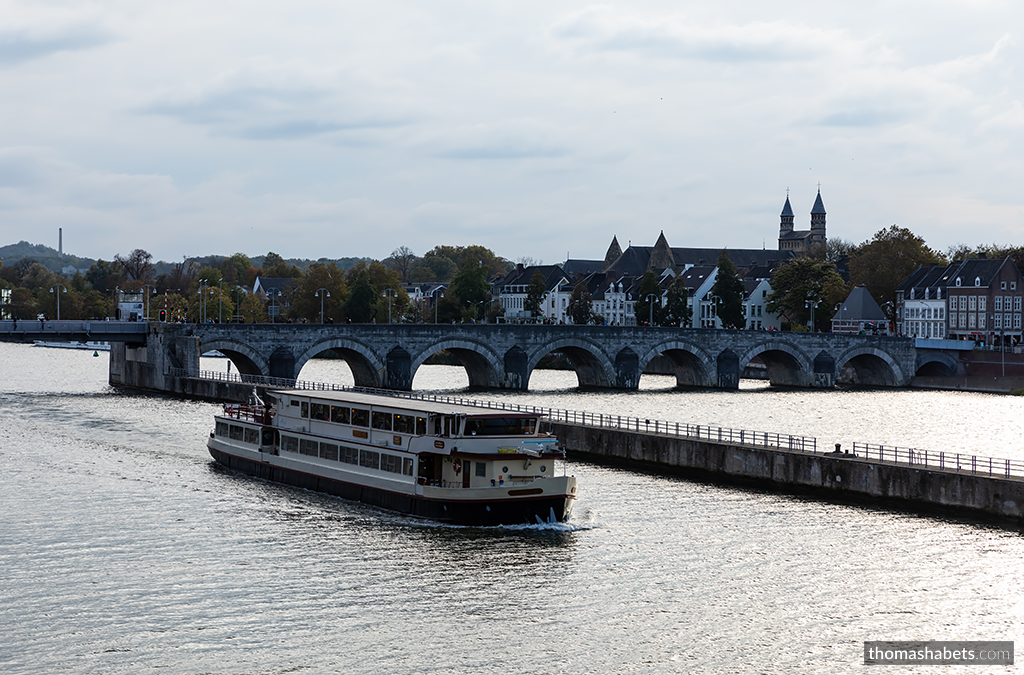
208,389,578,525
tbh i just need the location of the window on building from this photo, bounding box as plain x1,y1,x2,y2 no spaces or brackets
979,297,986,312
995,314,1002,329
968,296,976,311
996,296,1003,311
1002,281,1007,290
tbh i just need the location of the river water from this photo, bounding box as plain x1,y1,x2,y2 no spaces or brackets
1,342,1020,674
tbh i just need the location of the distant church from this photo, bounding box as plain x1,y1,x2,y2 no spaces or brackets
778,189,826,255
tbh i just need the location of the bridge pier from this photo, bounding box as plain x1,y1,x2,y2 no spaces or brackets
503,346,529,390
615,347,640,389
717,349,740,390
386,346,413,391
813,350,836,388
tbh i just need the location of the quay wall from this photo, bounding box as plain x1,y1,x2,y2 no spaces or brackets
551,422,1024,526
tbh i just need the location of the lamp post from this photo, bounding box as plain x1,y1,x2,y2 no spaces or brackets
110,286,120,320
383,288,397,324
218,280,224,323
233,286,245,322
645,293,657,327
142,284,156,321
197,279,207,323
268,288,280,324
316,288,330,324
49,284,66,320
434,290,444,324
707,294,721,328
833,303,845,334
804,298,819,332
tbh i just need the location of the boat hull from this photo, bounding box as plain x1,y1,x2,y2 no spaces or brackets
209,445,575,526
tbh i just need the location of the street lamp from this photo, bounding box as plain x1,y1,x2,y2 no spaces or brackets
805,298,819,332
383,288,397,324
316,288,330,324
219,280,225,323
268,288,281,323
49,284,66,320
142,284,156,321
197,279,208,323
434,290,444,324
645,293,657,326
833,303,845,334
110,286,120,320
707,294,722,328
233,286,245,322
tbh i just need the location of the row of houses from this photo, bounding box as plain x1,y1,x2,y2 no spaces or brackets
895,256,1024,346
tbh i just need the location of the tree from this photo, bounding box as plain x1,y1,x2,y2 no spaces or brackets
221,253,252,286
115,249,154,281
384,246,418,283
766,257,848,330
85,259,124,293
849,225,942,320
447,259,490,321
825,238,856,264
524,271,547,319
343,266,378,323
567,283,594,325
711,250,746,329
662,275,692,327
633,271,663,326
289,262,348,322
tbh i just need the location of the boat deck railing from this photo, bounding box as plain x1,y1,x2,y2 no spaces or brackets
174,367,1024,480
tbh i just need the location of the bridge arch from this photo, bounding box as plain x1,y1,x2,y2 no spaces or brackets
197,339,269,377
638,340,716,388
294,338,386,389
915,351,959,377
737,340,815,387
527,337,616,389
408,339,504,390
835,346,909,386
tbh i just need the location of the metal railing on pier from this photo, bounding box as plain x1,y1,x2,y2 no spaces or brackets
172,367,1024,481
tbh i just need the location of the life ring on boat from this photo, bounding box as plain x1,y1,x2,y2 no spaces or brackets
452,458,462,475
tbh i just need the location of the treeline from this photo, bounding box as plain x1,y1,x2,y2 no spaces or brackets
0,244,516,323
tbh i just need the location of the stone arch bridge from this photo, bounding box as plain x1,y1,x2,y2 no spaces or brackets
131,323,925,391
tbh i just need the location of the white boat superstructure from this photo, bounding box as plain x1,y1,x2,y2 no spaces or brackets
208,389,578,525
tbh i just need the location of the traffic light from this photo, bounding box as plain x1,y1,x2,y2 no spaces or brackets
159,309,166,322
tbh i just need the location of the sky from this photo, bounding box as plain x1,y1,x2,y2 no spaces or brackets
1,0,1023,266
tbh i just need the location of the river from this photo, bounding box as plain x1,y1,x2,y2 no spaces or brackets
1,342,1020,674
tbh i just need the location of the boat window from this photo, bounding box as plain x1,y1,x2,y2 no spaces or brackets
350,408,369,427
381,454,403,474
393,414,415,434
331,406,350,424
299,439,318,456
416,417,427,435
216,421,229,437
310,403,329,421
300,402,309,418
340,447,359,465
475,461,487,477
372,411,393,430
404,458,414,476
281,435,299,453
463,417,538,436
244,428,259,445
359,449,380,470
229,425,244,440
320,442,339,461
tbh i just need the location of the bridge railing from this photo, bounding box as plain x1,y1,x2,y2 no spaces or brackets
173,368,1024,481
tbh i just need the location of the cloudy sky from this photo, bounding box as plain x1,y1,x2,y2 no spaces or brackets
1,0,1022,265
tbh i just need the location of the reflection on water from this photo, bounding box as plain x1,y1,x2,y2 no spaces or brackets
1,343,1021,675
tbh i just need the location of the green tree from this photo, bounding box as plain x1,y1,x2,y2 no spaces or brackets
114,249,154,281
633,271,663,326
524,271,547,319
290,262,348,322
567,283,594,325
85,259,124,293
344,266,378,323
221,253,253,286
447,259,490,321
849,225,943,320
662,275,692,327
766,257,848,330
711,250,746,329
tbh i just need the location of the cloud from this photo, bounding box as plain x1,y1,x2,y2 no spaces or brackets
545,6,844,63
422,119,569,160
0,18,115,65
141,60,413,140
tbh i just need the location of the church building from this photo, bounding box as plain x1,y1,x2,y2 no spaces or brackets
778,189,826,255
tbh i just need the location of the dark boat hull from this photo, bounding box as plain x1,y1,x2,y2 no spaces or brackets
209,446,574,526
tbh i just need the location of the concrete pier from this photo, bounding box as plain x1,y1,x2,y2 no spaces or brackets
552,422,1024,527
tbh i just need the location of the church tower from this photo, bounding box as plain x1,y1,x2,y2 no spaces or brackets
810,189,826,245
648,231,675,272
603,236,623,271
778,195,794,250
